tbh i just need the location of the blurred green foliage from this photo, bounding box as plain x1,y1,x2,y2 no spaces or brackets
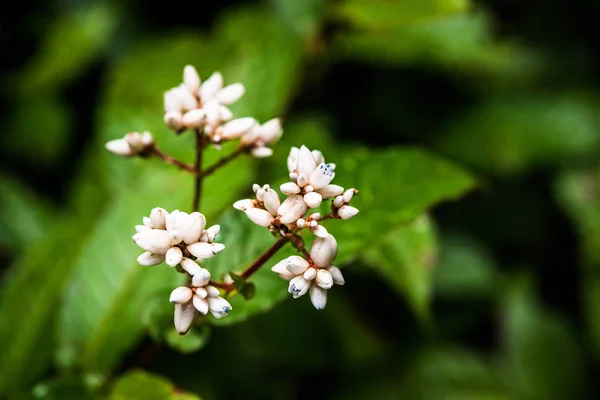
1,0,599,398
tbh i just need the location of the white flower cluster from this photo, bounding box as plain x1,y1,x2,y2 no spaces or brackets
272,235,344,310
105,131,154,157
163,65,283,157
132,207,231,334
234,145,358,309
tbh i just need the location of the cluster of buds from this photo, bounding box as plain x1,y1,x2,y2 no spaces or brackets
272,235,344,309
234,145,358,309
105,131,154,157
163,66,283,157
133,208,230,334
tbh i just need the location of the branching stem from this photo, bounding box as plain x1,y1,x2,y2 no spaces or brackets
192,129,205,211
151,145,199,174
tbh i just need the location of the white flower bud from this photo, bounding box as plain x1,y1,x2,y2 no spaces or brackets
182,109,206,128
263,189,281,216
312,150,324,165
296,145,317,175
183,65,201,93
170,286,193,304
205,224,220,241
303,267,317,281
285,256,310,275
256,188,266,202
165,210,180,232
222,117,256,139
165,247,183,267
303,192,323,209
343,188,357,203
278,195,308,224
211,243,225,254
180,257,203,275
169,229,183,245
187,242,217,259
174,301,196,335
164,111,184,131
204,99,221,127
309,163,335,190
280,182,301,195
193,295,209,314
150,207,168,230
105,139,133,156
195,286,207,298
252,184,261,192
296,218,306,228
207,296,232,318
337,205,359,220
233,199,254,211
251,146,273,158
179,212,206,244
309,285,328,310
192,268,211,287
205,285,220,297
133,229,172,254
310,234,338,268
199,72,223,100
333,196,344,209
288,276,311,298
135,224,150,233
317,184,345,199
316,269,333,289
287,147,299,173
309,213,321,220
177,84,198,111
312,224,328,238
216,83,245,104
327,266,345,285
137,252,165,266
245,208,275,227
219,105,233,122
258,118,282,143
271,259,295,280
143,217,152,227
297,173,309,188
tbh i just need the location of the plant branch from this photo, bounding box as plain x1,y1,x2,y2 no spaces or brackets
289,233,311,259
192,129,205,211
202,145,248,178
151,145,199,174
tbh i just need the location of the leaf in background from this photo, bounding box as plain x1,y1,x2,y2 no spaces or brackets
335,12,533,76
434,233,497,298
109,370,200,400
335,0,468,30
362,215,438,322
499,275,583,400
0,173,54,252
269,0,325,38
436,95,600,175
13,375,104,400
0,154,107,396
17,3,116,95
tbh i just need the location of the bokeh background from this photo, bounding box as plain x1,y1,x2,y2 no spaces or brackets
2,0,600,399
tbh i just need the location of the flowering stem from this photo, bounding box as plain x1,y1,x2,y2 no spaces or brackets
192,129,205,211
209,235,290,291
319,213,335,222
151,145,199,174
202,145,248,178
288,233,311,259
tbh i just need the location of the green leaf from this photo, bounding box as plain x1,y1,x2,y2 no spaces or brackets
13,375,103,400
335,0,468,30
269,0,326,38
436,95,600,175
0,154,107,396
499,275,584,400
434,233,498,298
362,215,438,322
109,370,200,400
165,325,211,354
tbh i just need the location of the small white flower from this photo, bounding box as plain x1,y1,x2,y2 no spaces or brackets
105,131,154,157
337,205,359,220
277,194,308,225
183,65,201,93
241,118,283,158
310,234,338,268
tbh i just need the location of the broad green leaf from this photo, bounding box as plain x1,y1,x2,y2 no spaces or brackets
335,0,468,30
499,275,583,400
14,376,103,400
335,13,532,75
0,173,54,251
269,0,326,38
362,215,438,322
434,233,497,298
436,95,600,175
583,276,600,360
18,3,116,94
0,155,107,396
109,370,200,400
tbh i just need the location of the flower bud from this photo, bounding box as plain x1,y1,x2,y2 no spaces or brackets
183,65,201,93
133,229,172,254
137,252,165,266
105,139,133,157
206,285,220,297
316,269,333,289
250,146,273,158
309,163,335,189
207,296,232,318
170,286,193,304
193,296,209,314
150,207,168,230
179,212,206,244
263,189,281,216
216,83,245,104
164,111,184,132
165,247,183,267
337,205,359,220
245,208,275,227
327,266,345,285
180,257,203,275
199,72,223,100
205,224,220,242
310,234,338,268
182,109,206,128
287,147,299,173
258,118,282,143
288,276,310,298
312,224,328,238
317,184,345,199
278,195,308,224
296,145,317,175
280,182,301,195
222,117,256,139
271,259,295,280
219,105,233,122
343,188,357,204
174,301,196,335
303,192,322,209
303,267,317,281
233,199,254,211
187,242,217,259
333,196,344,209
309,285,328,310
285,256,310,275
192,268,211,287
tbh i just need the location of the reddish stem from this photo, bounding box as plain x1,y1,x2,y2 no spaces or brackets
151,145,199,174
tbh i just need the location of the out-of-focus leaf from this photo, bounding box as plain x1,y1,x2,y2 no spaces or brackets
499,275,583,400
436,95,600,175
335,0,468,30
362,215,438,322
434,233,497,298
0,173,54,251
13,376,103,400
555,167,600,268
336,13,532,75
165,324,211,354
583,276,600,360
109,370,200,400
0,154,107,396
1,94,71,168
269,0,325,38
18,3,116,94
205,211,296,326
